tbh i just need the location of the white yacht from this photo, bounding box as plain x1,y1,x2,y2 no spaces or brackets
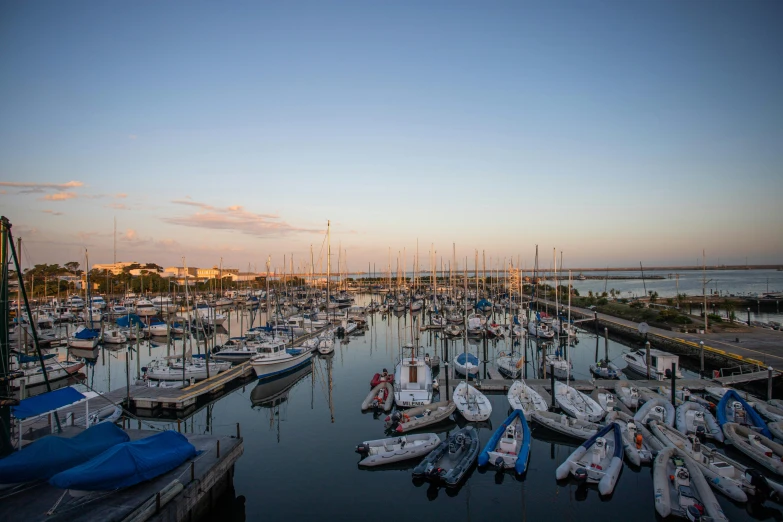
250,340,312,380
622,349,682,381
393,344,433,408
134,298,157,317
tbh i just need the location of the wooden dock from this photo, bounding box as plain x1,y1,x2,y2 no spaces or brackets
0,429,243,522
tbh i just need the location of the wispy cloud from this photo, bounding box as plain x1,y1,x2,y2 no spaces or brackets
105,203,130,210
41,192,78,201
0,181,83,194
165,198,318,237
114,193,128,199
42,209,64,216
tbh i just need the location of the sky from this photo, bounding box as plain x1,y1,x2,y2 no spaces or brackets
1,1,781,273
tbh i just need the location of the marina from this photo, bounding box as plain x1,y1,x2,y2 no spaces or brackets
2,2,782,520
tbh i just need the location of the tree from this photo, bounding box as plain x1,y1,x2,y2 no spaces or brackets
64,261,81,274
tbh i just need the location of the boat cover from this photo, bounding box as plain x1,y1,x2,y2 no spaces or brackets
475,299,492,310
12,387,85,420
49,430,197,491
717,389,770,438
455,353,479,366
0,423,129,484
116,314,144,327
13,352,56,364
74,327,100,339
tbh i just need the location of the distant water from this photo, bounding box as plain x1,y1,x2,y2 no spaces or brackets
38,297,783,521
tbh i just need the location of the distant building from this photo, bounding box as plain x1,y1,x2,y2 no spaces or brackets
162,266,198,279
227,272,260,283
197,266,240,280
92,262,141,275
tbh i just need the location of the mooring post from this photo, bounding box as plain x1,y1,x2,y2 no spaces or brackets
236,422,241,438
604,327,609,361
671,362,677,407
190,461,195,481
645,341,651,380
155,492,161,514
594,311,598,334
216,439,220,458
699,341,704,374
769,367,774,401
550,363,556,409
177,419,181,433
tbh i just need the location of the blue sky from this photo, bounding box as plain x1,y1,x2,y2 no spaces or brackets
1,1,781,272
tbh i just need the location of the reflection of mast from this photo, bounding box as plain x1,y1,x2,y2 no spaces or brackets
327,355,334,423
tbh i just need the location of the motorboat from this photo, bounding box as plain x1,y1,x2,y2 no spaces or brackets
412,427,479,488
622,349,682,381
634,398,676,427
615,381,640,409
361,382,393,412
356,433,440,467
385,401,456,433
453,352,479,378
479,409,531,474
555,422,624,495
68,325,100,349
676,401,723,442
531,410,600,440
393,344,433,408
250,341,313,380
653,446,729,521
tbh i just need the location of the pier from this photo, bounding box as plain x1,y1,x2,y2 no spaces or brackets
0,429,243,522
534,298,783,381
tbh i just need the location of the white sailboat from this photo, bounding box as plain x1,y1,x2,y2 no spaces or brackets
507,380,548,419
453,260,491,422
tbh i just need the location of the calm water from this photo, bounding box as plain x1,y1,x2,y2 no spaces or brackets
33,295,783,521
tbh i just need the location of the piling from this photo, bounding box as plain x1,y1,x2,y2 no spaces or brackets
236,423,241,438
594,311,598,334
604,327,609,361
550,364,555,409
699,341,704,374
769,367,774,401
645,341,651,380
671,363,676,407
594,335,598,363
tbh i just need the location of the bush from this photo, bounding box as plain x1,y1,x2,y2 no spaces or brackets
673,315,692,324
658,309,679,321
618,298,628,304
597,297,608,305
629,301,645,309
707,313,723,323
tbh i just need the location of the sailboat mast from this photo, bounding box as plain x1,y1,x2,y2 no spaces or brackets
326,221,331,319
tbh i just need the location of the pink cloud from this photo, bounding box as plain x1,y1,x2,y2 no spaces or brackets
42,209,64,216
41,192,78,201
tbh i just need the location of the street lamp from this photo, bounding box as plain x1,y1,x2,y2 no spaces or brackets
747,308,751,326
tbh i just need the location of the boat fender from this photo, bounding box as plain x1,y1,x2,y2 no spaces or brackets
746,469,771,499
574,467,588,482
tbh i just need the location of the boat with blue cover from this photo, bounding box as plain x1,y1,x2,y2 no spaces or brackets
49,430,197,491
716,389,770,438
453,352,479,378
478,409,531,474
0,423,130,485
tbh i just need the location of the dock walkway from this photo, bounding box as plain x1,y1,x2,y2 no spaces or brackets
534,298,783,378
0,429,243,522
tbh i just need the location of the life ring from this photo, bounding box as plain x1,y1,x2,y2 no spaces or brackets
499,351,505,358
402,414,410,422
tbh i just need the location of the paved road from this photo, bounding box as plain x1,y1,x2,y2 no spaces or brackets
536,299,783,368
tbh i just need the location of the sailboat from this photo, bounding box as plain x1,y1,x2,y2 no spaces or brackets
67,250,99,349
453,260,492,422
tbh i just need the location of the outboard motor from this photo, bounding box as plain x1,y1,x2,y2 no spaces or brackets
745,469,771,500
494,456,505,469
695,425,707,442
650,405,666,423
356,443,370,455
574,467,588,482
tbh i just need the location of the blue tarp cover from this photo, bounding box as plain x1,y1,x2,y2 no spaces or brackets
49,430,197,491
12,387,86,420
116,314,143,327
74,328,100,339
717,389,771,437
14,352,56,364
475,299,492,310
455,353,479,366
0,423,130,484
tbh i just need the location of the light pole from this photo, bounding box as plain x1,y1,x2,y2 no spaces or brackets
747,308,751,327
